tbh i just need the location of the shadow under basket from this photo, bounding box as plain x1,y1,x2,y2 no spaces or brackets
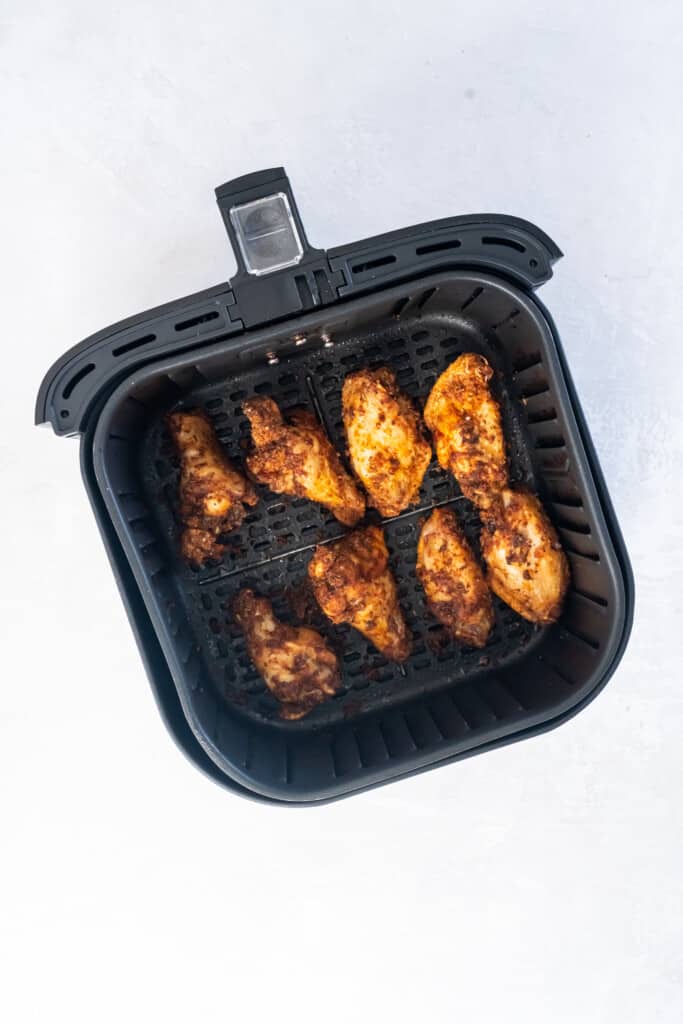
37,168,633,802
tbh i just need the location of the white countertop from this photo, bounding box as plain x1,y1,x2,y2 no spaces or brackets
2,2,682,1020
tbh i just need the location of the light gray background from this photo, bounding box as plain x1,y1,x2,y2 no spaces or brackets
2,2,682,1021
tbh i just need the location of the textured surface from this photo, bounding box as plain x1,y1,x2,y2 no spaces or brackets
5,3,683,1023
342,367,432,517
140,310,542,727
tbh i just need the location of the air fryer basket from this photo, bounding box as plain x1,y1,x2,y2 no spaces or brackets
37,168,633,802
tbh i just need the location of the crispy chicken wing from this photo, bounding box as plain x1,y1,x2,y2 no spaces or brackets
167,410,258,565
232,589,341,720
308,525,411,662
342,366,432,517
243,397,365,526
423,352,507,510
480,488,570,624
416,507,495,647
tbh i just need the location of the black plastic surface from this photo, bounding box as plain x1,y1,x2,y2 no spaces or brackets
91,271,630,801
37,167,632,801
36,282,242,438
36,169,562,437
78,417,251,796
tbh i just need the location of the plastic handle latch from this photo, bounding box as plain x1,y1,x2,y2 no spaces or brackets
215,167,320,278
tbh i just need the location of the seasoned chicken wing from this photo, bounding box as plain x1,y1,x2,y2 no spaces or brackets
342,366,432,517
167,410,258,565
243,397,365,526
480,488,570,624
424,352,507,510
308,525,411,662
232,589,341,720
417,507,495,647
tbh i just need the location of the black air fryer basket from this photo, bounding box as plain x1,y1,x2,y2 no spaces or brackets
37,168,634,802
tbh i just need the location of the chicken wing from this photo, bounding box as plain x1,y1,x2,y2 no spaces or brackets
167,410,259,565
232,589,341,720
416,507,495,647
480,488,570,624
423,352,507,510
243,397,365,526
342,366,432,517
308,524,411,662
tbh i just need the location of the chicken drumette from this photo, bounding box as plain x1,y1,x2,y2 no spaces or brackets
423,352,507,511
480,488,570,624
342,366,432,518
232,589,341,720
416,507,495,647
242,397,365,526
308,524,411,662
167,410,258,565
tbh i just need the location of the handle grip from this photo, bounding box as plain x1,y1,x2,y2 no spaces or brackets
215,167,322,278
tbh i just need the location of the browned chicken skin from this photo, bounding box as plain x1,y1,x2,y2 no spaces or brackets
232,589,341,720
167,411,259,565
480,488,570,624
342,367,432,517
243,397,365,526
308,525,411,662
423,352,569,623
416,507,495,647
423,352,507,510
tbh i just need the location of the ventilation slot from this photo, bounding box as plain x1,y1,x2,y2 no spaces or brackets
404,708,443,748
313,268,334,303
514,353,543,372
572,589,608,608
294,274,314,308
568,593,609,624
379,713,418,756
481,235,526,253
417,287,438,309
520,382,550,400
563,627,600,651
428,695,470,739
553,516,590,534
527,406,557,424
454,688,499,728
539,453,570,474
492,310,520,331
564,544,600,563
351,254,396,274
112,333,157,357
460,286,483,311
534,434,566,449
355,725,390,766
546,487,583,508
332,731,362,777
62,362,95,399
544,662,576,687
401,713,421,750
174,310,219,332
416,239,461,256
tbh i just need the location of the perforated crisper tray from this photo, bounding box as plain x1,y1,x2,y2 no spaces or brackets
37,169,633,801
